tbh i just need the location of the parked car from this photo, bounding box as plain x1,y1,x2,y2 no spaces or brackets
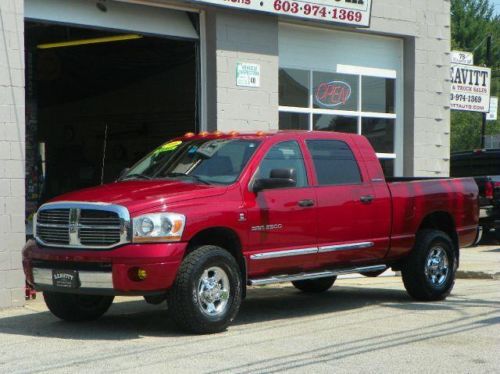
23,131,478,333
451,149,500,241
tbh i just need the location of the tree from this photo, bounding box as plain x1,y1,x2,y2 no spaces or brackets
450,0,500,151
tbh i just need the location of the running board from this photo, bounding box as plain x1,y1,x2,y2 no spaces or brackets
248,265,387,286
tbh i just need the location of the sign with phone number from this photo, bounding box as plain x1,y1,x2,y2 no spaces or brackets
450,64,491,113
192,0,372,27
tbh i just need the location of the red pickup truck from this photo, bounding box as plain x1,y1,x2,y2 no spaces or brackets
23,131,478,333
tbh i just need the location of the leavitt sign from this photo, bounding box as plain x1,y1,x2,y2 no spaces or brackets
450,64,491,113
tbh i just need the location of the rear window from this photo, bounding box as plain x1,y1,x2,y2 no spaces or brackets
306,140,362,185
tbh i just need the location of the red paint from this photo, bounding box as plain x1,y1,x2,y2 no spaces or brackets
23,131,479,295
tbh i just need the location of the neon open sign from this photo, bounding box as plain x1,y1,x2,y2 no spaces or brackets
315,81,352,108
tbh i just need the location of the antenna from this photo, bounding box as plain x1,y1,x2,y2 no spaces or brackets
101,124,108,185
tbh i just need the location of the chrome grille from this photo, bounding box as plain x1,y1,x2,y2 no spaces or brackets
35,203,130,249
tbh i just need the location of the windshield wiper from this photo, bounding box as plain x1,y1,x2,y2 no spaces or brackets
120,173,152,181
165,172,211,185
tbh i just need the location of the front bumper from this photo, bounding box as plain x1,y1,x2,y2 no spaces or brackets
22,239,187,296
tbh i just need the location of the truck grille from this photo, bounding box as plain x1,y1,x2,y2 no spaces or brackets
35,203,130,249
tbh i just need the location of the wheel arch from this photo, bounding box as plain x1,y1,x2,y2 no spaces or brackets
417,211,459,264
187,227,247,296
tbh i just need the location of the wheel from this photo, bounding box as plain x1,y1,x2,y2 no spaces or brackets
402,229,456,301
167,245,242,334
43,292,114,322
292,276,336,293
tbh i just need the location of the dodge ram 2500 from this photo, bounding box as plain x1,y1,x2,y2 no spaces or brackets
23,131,479,333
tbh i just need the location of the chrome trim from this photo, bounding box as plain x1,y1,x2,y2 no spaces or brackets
250,247,318,260
318,242,374,253
35,201,131,249
32,267,113,289
248,265,387,286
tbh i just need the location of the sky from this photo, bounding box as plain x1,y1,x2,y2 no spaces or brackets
494,0,500,15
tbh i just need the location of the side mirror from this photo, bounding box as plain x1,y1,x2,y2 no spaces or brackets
253,168,296,193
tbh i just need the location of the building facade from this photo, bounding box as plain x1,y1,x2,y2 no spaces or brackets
0,0,451,308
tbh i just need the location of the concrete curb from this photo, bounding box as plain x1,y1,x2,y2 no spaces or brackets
456,270,500,280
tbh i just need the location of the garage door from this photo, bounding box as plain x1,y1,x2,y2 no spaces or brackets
278,24,404,176
25,0,199,40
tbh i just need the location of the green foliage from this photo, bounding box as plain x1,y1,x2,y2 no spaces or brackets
450,0,500,151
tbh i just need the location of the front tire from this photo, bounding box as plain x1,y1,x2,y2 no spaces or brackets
43,292,114,322
402,229,456,301
292,276,336,293
167,245,242,334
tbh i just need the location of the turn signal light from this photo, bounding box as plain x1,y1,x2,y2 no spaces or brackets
199,131,209,137
228,131,240,136
184,132,195,138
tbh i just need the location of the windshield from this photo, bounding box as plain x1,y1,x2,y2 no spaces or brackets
121,138,261,185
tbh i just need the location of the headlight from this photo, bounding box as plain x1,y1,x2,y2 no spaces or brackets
132,213,186,243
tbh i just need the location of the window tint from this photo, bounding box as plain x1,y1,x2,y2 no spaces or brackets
362,118,395,153
313,114,358,133
306,140,362,185
256,141,308,188
279,68,309,107
362,77,395,113
279,112,309,130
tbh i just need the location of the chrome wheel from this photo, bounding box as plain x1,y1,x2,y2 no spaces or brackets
197,266,230,317
424,246,449,287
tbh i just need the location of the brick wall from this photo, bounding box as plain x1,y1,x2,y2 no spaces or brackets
0,0,25,309
206,10,279,132
370,0,452,176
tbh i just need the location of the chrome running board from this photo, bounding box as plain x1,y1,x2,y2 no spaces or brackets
248,265,387,286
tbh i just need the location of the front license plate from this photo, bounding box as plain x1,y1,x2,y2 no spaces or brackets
52,270,80,289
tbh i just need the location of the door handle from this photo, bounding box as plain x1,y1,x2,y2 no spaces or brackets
360,195,374,204
298,199,315,207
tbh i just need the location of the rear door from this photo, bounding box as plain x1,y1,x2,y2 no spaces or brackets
245,140,318,277
305,138,389,267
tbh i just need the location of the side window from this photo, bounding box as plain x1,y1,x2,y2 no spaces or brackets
306,140,362,185
256,141,308,188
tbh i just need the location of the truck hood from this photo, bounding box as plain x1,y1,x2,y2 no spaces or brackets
49,180,228,214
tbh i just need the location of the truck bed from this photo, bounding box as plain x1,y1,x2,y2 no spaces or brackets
385,177,478,260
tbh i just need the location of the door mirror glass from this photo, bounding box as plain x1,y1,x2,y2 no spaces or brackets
253,168,296,193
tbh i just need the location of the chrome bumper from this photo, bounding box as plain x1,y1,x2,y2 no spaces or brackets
32,268,113,290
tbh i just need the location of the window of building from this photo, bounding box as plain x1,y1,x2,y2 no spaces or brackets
279,68,397,175
306,140,362,186
256,141,308,188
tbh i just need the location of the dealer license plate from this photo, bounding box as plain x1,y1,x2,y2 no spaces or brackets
52,270,80,289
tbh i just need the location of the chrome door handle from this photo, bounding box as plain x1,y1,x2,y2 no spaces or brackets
298,199,315,207
360,195,374,204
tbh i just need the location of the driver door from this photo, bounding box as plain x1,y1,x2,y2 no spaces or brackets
245,140,318,277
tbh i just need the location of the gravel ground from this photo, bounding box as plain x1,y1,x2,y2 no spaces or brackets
0,276,499,373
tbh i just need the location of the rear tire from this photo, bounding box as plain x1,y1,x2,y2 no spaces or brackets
292,276,336,293
43,292,114,322
167,245,242,334
402,229,456,301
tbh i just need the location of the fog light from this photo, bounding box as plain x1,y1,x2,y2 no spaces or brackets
137,268,148,280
